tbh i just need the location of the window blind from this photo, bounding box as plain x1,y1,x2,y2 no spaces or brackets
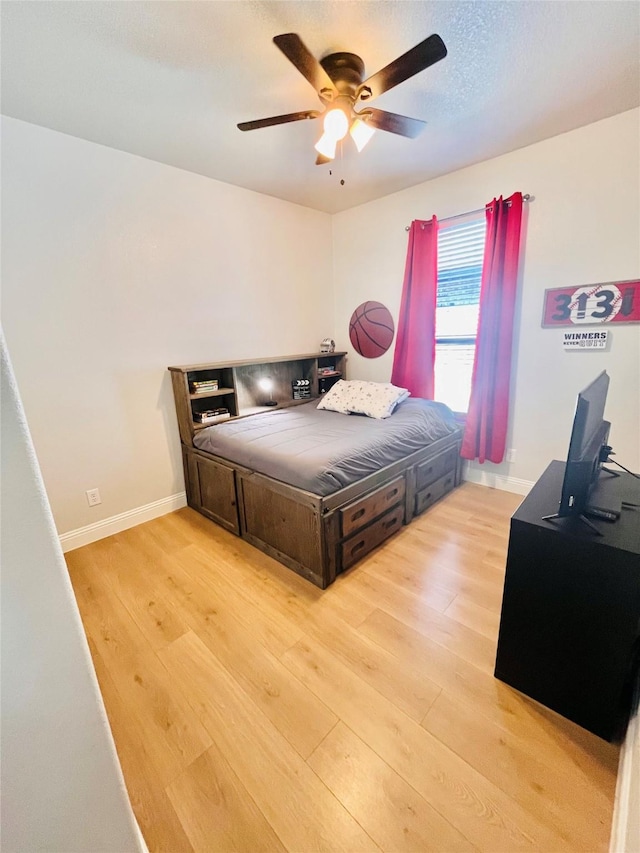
434,216,486,412
437,218,487,311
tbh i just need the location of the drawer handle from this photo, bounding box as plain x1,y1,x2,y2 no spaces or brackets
351,508,366,522
351,540,366,555
384,516,400,530
386,487,399,499
424,492,432,501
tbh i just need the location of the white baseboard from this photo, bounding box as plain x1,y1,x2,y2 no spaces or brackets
462,466,534,496
59,471,531,554
59,492,187,553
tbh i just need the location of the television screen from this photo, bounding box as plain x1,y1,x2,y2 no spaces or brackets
566,371,609,463
543,371,619,532
561,371,610,513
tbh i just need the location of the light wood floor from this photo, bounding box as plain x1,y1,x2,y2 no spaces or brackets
66,482,620,853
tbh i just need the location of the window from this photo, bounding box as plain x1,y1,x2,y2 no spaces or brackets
434,216,486,412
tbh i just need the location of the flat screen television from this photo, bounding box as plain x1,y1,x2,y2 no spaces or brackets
543,370,619,533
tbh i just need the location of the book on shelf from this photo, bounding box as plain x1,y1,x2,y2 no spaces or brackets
190,379,219,393
193,408,230,424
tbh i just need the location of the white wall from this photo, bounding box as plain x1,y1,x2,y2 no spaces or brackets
1,332,144,852
2,101,638,853
332,109,640,488
2,111,639,530
1,117,333,537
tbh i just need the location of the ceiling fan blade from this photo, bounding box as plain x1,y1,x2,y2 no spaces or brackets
237,110,320,131
315,153,331,165
273,33,339,101
357,34,447,101
358,108,427,138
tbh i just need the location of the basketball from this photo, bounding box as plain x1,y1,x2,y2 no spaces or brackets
349,301,395,358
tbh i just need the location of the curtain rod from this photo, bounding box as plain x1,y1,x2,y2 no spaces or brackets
404,193,531,231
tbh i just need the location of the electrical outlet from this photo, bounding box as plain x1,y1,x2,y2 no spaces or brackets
506,449,516,464
86,488,102,507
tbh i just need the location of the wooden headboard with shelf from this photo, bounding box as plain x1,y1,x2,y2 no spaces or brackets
168,352,346,445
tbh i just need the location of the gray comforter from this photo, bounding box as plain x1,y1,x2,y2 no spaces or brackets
193,398,458,497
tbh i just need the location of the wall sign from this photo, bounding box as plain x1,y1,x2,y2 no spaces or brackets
541,280,640,327
563,330,608,350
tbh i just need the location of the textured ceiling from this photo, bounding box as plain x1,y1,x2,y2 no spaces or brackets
1,1,639,214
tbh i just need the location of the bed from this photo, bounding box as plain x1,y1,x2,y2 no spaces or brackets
180,380,462,588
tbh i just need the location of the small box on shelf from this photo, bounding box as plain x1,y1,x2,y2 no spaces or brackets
319,376,342,395
292,378,312,400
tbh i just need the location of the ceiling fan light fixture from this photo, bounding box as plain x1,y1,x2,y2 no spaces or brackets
314,132,337,160
241,32,448,165
323,107,349,141
349,118,376,152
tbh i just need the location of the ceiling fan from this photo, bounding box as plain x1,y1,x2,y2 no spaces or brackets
237,32,447,164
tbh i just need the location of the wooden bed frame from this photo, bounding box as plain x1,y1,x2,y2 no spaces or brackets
170,354,462,588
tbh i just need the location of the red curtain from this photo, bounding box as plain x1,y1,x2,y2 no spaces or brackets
391,216,438,398
461,192,523,463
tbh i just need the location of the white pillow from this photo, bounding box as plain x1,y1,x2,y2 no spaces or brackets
317,380,410,419
316,379,353,414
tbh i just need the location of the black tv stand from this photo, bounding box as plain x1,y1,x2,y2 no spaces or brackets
542,467,624,533
495,460,640,741
541,510,602,535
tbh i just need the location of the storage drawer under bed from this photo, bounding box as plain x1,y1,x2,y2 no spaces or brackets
339,475,406,537
340,504,405,571
415,445,459,491
414,470,456,516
